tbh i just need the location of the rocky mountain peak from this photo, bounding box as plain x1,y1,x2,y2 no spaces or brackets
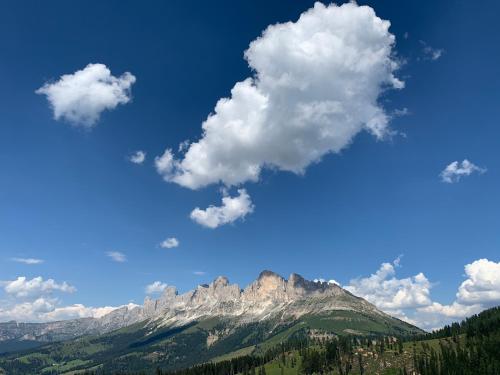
288,273,306,287
257,270,283,280
212,276,230,288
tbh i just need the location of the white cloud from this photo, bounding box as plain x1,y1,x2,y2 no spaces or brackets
160,237,179,249
346,257,500,331
0,300,136,323
36,63,136,128
0,275,138,323
11,257,44,265
129,150,146,164
193,271,207,276
456,259,500,306
0,298,57,322
190,189,254,228
346,259,432,312
145,281,168,295
3,276,76,298
440,159,486,183
156,2,403,190
420,41,444,61
106,251,127,263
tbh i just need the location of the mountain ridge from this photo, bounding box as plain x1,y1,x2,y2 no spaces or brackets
0,270,407,345
0,270,424,374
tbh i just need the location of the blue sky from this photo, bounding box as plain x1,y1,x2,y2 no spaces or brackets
1,0,499,329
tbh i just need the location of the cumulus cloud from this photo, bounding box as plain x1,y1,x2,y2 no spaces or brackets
145,281,168,295
11,257,44,265
3,276,76,298
160,237,179,249
106,251,127,263
129,150,146,164
190,189,254,228
36,63,136,128
440,159,486,183
346,257,500,331
456,259,500,306
0,299,136,323
346,259,432,312
413,260,500,330
156,2,403,191
0,274,140,323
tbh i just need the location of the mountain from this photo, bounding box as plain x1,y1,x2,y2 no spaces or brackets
150,306,500,375
0,271,423,374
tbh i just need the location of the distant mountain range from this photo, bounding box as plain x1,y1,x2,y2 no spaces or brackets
0,270,423,374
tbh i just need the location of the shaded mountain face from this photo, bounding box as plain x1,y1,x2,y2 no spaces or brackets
0,271,418,351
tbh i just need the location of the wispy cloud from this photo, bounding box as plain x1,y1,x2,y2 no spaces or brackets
420,40,444,61
193,271,206,276
106,251,127,263
11,257,44,265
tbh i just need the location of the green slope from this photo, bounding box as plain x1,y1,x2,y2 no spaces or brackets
0,310,422,374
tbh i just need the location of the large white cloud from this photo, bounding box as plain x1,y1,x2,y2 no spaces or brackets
0,299,136,323
440,159,486,183
36,63,136,128
345,259,432,312
0,275,137,323
190,189,254,228
347,258,500,331
3,276,76,298
156,2,403,190
456,259,500,306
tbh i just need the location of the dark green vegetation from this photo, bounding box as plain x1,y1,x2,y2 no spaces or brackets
0,339,44,354
0,310,420,374
411,306,500,374
94,305,498,375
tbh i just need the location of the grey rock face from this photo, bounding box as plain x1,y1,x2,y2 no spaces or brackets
141,271,382,328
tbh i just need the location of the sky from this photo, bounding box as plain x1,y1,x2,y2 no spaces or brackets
0,0,499,331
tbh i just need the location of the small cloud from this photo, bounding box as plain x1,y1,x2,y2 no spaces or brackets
420,40,444,61
36,63,136,128
129,150,146,164
193,271,206,276
106,251,127,263
145,281,168,294
160,237,179,249
403,32,409,40
392,107,409,117
440,159,486,183
190,189,254,229
11,257,44,265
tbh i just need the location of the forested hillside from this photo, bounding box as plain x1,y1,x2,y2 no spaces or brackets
75,306,500,375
